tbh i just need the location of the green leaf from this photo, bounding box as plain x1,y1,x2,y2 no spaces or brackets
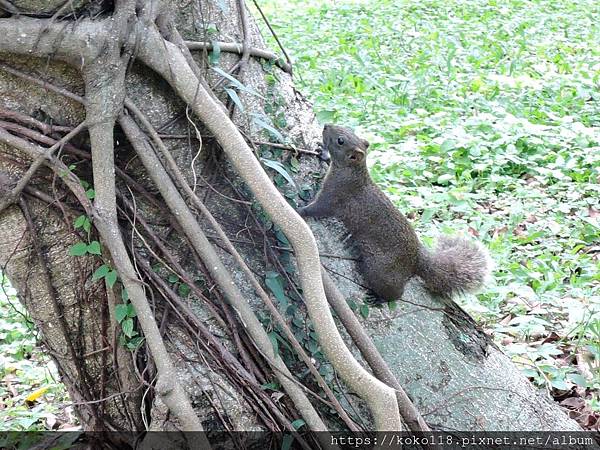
265,274,286,303
267,331,280,356
168,274,179,284
315,109,337,123
126,336,144,350
421,208,436,223
85,189,95,200
211,67,264,98
92,264,110,281
126,303,137,318
281,434,294,450
260,381,279,391
550,378,569,391
82,218,91,233
568,373,587,387
209,40,221,65
299,186,312,201
253,116,284,143
347,299,358,312
206,23,218,37
225,88,244,112
440,139,456,152
289,156,300,173
274,228,290,246
121,288,129,301
16,417,38,429
178,283,191,297
87,241,101,255
74,215,87,229
122,318,134,338
437,173,453,184
105,270,118,288
360,304,370,319
291,419,305,430
115,304,128,323
260,158,296,188
68,242,88,256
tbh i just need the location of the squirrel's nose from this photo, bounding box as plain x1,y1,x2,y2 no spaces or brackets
323,123,332,131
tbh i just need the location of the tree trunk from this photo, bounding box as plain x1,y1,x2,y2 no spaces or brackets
0,0,580,445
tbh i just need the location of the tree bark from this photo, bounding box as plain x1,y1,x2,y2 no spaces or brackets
0,0,581,443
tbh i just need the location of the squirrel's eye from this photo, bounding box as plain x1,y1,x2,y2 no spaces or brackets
337,136,345,145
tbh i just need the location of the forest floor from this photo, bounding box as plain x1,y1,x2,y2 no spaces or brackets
0,276,74,430
1,0,599,432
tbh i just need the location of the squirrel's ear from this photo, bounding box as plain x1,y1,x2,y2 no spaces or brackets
348,147,365,162
361,139,370,149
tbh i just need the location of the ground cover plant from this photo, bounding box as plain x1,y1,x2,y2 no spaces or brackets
0,274,72,430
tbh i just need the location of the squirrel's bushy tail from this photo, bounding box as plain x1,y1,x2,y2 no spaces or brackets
416,235,492,298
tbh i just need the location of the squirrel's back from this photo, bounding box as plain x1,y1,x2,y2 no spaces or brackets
300,124,491,303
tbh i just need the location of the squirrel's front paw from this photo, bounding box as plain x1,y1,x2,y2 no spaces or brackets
317,142,330,162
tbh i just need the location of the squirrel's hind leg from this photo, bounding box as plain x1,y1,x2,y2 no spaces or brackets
364,291,388,305
360,258,407,305
364,283,405,306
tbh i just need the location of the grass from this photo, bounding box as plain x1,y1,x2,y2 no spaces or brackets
0,274,71,430
256,0,600,413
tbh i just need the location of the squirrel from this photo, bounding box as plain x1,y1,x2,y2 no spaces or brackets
298,124,491,306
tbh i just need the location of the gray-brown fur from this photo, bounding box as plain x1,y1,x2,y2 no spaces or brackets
299,124,490,303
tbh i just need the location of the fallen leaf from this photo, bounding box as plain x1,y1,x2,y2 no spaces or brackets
468,226,480,237
541,332,561,344
513,224,527,236
560,397,584,409
3,374,18,398
25,386,49,403
42,412,57,430
499,315,513,326
492,226,508,238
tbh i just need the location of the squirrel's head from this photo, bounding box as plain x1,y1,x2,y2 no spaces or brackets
322,124,369,167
